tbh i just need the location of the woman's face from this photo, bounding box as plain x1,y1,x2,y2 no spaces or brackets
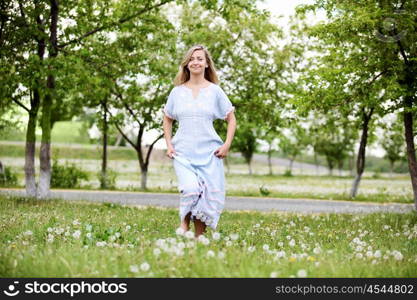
187,49,207,75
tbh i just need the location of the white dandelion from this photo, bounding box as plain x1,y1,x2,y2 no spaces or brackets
129,265,139,273
212,232,221,240
72,230,81,239
175,227,185,236
140,262,150,272
297,269,307,278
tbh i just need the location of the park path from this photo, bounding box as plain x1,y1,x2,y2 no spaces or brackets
0,188,413,214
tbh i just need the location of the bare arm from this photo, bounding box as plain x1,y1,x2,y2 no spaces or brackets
224,111,236,148
215,111,237,159
163,115,176,158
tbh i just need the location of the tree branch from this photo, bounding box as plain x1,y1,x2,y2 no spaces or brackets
18,0,27,21
137,124,145,165
103,103,137,150
396,32,409,65
12,98,30,112
112,84,143,126
57,0,174,49
145,133,164,165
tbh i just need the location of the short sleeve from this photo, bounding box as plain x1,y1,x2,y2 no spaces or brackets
214,86,235,120
163,88,176,120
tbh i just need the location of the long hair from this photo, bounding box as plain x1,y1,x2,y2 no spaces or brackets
173,45,219,86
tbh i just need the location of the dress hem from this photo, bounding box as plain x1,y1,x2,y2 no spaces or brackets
180,209,217,230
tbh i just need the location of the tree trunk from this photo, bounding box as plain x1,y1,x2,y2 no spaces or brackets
101,100,108,189
25,6,45,197
38,91,52,199
314,152,319,176
141,168,148,190
267,148,273,175
25,110,38,197
289,159,294,174
389,161,394,178
248,160,252,175
0,161,5,183
403,95,417,210
115,133,123,146
350,107,373,198
338,160,343,177
38,0,58,199
349,154,354,176
351,173,362,198
326,157,333,176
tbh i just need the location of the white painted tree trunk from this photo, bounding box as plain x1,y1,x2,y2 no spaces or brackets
25,141,37,197
38,142,51,199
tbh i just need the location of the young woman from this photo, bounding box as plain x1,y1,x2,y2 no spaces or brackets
162,45,237,238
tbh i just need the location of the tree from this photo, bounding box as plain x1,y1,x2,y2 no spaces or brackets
278,124,310,175
295,0,417,208
309,112,357,176
2,0,187,197
381,115,406,177
292,1,404,198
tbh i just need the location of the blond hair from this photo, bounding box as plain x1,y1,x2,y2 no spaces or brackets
173,45,219,86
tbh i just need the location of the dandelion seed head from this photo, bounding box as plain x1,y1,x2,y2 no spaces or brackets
129,265,139,273
212,232,221,240
140,262,150,272
72,230,81,239
297,269,307,278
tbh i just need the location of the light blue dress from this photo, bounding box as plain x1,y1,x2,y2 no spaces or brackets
163,82,235,230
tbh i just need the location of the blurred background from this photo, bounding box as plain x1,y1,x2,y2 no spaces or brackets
1,0,416,204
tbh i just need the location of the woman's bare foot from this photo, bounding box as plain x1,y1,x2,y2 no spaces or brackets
194,219,207,238
180,212,192,231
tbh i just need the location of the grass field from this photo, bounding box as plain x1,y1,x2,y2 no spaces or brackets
0,195,416,277
0,121,91,144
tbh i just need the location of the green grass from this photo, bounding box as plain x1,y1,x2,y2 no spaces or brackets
0,121,91,144
0,195,416,277
0,143,138,160
0,143,246,163
50,121,91,144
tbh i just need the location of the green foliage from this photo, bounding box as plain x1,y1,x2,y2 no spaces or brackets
231,124,258,165
372,172,381,179
381,117,406,171
278,124,310,166
0,166,18,187
309,112,357,174
259,184,270,196
283,170,293,177
98,169,118,190
51,159,89,188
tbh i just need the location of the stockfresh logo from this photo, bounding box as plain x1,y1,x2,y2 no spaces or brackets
3,281,20,297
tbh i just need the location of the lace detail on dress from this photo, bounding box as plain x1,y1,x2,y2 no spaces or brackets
190,210,214,226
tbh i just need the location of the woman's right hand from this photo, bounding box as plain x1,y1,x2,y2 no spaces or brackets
166,144,176,159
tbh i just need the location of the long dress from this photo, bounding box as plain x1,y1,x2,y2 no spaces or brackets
163,82,235,230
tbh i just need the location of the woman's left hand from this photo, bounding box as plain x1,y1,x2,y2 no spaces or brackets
214,144,230,159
